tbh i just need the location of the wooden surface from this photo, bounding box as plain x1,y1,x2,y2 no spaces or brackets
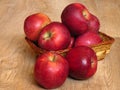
0,0,120,90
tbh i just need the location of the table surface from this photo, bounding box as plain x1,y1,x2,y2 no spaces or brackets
0,0,120,90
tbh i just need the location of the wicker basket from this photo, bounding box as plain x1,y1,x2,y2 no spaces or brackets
91,32,114,60
25,32,115,60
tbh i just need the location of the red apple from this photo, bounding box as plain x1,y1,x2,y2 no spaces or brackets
38,22,71,51
68,37,75,48
75,31,102,47
24,13,51,41
88,14,100,33
66,46,97,79
61,3,100,36
61,3,90,36
34,52,69,89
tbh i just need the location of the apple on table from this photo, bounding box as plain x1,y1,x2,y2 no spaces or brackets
66,46,98,79
34,52,69,89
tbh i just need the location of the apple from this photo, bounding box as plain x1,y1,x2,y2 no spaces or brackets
75,31,102,47
38,22,71,51
61,3,90,36
24,13,51,41
61,3,100,36
88,14,100,33
68,37,75,48
34,52,69,89
66,46,97,79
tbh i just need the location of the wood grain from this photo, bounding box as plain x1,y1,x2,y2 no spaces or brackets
0,0,120,90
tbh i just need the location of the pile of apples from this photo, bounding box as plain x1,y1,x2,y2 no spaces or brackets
24,3,103,89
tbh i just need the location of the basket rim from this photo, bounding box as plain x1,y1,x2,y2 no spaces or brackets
91,32,115,47
25,37,71,54
25,32,115,54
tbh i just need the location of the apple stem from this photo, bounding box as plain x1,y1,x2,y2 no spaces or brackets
43,32,52,40
49,54,56,62
82,10,89,20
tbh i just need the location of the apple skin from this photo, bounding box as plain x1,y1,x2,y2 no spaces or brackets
68,37,75,48
34,52,69,89
24,13,51,42
75,31,102,47
88,14,100,33
61,3,91,36
38,22,71,51
66,46,97,79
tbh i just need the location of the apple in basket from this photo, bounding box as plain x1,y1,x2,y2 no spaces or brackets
24,13,51,42
61,3,100,36
75,31,103,47
38,22,71,51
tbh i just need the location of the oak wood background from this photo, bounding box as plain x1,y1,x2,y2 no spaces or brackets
0,0,120,90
